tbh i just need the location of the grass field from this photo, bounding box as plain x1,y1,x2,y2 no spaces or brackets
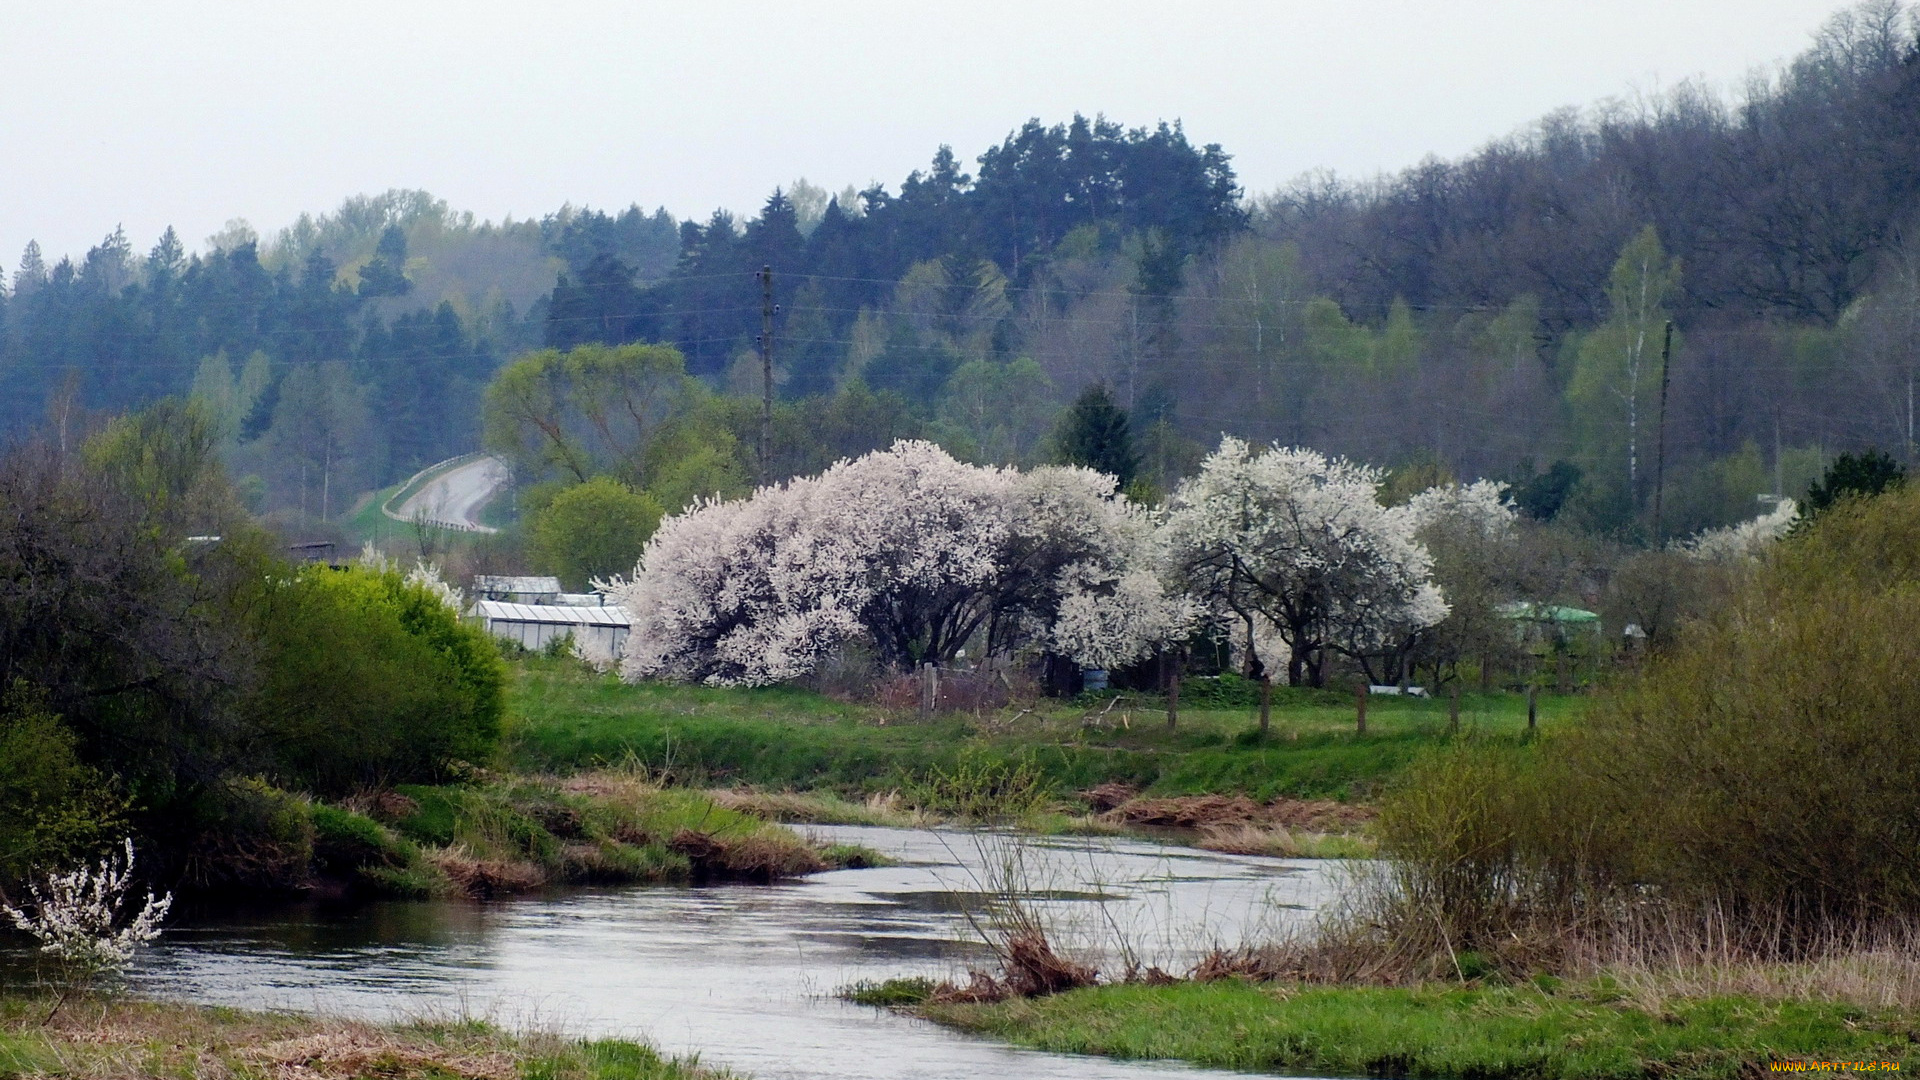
920,980,1917,1080
502,658,1579,804
0,995,724,1080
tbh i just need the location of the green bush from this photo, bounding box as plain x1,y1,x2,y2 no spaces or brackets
0,684,126,884
254,565,506,795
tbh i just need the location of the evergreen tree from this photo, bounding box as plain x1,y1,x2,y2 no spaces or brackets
1806,449,1906,516
357,224,412,297
1052,383,1138,487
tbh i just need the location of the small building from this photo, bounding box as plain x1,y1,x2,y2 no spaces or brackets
472,575,563,604
473,600,631,662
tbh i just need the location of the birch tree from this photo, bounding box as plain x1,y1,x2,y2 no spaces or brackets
1568,227,1681,514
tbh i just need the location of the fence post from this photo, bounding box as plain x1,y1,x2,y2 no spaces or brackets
1526,685,1538,732
1355,679,1368,734
921,662,938,716
1449,682,1461,736
1258,674,1272,733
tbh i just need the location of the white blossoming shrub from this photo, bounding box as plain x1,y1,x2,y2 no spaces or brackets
612,441,1182,685
1404,479,1519,542
1682,498,1798,563
2,839,171,991
1163,437,1448,685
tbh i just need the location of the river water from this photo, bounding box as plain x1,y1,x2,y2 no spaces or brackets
34,827,1343,1080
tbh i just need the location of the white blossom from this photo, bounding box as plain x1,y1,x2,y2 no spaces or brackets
1163,437,1447,683
1,840,172,989
612,442,1179,685
1403,479,1518,541
358,544,466,614
1681,498,1798,563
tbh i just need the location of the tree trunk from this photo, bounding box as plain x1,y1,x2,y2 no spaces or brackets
1165,649,1181,730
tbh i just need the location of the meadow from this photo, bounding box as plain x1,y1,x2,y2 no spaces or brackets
501,656,1578,806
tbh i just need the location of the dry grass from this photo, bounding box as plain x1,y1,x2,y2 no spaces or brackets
704,788,929,828
1104,793,1375,832
1194,823,1376,859
0,996,722,1080
425,844,548,897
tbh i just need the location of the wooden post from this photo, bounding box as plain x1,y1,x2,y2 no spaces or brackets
1479,653,1492,692
1526,686,1538,732
1448,683,1461,736
921,662,938,716
1165,649,1181,730
1355,680,1368,734
1258,674,1272,733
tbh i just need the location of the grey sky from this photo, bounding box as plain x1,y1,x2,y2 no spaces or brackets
1,0,1858,269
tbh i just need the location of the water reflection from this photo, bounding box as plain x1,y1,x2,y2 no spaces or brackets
20,827,1340,1080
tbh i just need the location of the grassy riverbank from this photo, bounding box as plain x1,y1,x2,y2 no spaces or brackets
0,994,723,1079
920,980,1918,1080
502,657,1575,805
314,769,870,899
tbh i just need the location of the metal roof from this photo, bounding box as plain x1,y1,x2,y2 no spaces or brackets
473,575,563,593
474,601,631,626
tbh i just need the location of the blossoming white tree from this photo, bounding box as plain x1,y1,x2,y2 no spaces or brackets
1162,438,1447,688
610,441,1183,686
2,839,172,1013
1681,498,1798,563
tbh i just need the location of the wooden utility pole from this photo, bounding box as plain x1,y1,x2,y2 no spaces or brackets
1652,320,1675,543
756,265,774,484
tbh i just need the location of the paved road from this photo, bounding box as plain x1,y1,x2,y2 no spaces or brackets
390,455,508,533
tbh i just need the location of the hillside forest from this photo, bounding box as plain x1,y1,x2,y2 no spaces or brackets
2,1,1918,549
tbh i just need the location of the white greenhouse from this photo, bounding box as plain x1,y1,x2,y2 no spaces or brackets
473,600,631,663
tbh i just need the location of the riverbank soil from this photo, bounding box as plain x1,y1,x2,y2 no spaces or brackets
923,981,1919,1080
0,995,720,1079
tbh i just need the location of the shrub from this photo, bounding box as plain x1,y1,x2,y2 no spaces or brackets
177,777,316,890
0,684,126,885
1375,483,1920,964
254,565,505,795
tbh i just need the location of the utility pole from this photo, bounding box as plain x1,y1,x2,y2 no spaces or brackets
756,265,775,485
1651,320,1674,545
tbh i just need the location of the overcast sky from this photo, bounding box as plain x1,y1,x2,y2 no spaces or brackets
0,0,1861,270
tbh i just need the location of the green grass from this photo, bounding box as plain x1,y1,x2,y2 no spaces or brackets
923,981,1919,1080
339,481,404,546
503,657,1579,804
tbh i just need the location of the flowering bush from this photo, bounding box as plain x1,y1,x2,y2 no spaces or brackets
2,839,171,994
611,441,1183,685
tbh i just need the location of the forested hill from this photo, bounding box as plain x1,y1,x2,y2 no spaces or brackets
3,0,1919,539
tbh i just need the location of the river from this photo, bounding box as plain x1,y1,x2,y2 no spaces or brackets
33,826,1343,1080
